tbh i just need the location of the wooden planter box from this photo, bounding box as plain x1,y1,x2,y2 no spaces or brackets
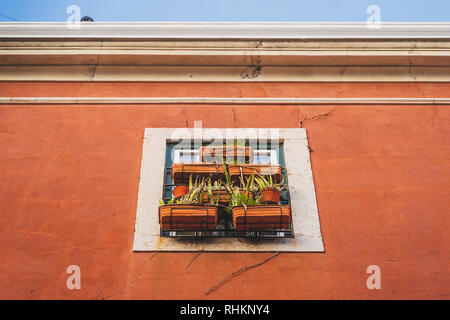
171,163,224,185
199,146,253,163
228,164,283,183
159,205,218,230
232,205,291,231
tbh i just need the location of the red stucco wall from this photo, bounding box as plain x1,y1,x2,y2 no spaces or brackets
0,82,448,299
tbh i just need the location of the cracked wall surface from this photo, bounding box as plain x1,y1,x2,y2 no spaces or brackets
0,82,449,299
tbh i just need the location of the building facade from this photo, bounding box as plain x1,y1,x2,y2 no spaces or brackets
0,22,449,299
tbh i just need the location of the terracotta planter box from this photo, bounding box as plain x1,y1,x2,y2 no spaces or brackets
172,185,189,198
232,205,291,231
171,163,224,185
201,190,255,204
200,146,253,163
260,187,281,204
201,189,230,204
228,164,282,183
159,205,218,230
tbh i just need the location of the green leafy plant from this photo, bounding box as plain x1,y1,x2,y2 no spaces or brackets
222,160,261,211
254,174,287,191
237,169,258,194
223,159,232,186
206,178,224,206
227,186,261,208
160,175,207,206
176,175,208,204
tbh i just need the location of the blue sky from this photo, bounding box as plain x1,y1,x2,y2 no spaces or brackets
1,0,449,22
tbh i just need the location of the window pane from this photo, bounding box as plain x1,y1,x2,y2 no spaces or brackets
254,153,272,164
178,150,199,163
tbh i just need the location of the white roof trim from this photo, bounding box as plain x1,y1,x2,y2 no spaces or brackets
1,97,450,105
1,22,450,39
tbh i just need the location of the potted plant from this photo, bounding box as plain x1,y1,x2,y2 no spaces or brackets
222,161,258,199
224,182,261,226
254,174,287,204
172,184,189,198
227,182,291,231
159,176,218,231
223,163,291,231
201,179,230,204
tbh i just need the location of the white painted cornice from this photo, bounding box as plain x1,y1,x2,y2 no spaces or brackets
1,97,449,105
2,22,450,81
1,22,450,39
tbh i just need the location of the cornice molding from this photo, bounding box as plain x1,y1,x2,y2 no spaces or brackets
1,22,450,39
1,66,449,82
1,97,449,105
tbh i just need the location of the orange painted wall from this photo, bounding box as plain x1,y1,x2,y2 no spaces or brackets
0,82,448,299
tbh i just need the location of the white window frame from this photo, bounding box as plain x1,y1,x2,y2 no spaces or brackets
173,149,200,163
174,148,277,164
133,128,324,252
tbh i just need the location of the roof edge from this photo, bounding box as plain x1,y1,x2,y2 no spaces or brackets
1,22,450,39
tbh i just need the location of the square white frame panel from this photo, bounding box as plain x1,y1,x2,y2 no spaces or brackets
133,128,324,252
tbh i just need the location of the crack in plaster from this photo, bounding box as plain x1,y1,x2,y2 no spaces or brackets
204,252,280,297
299,107,336,128
186,252,203,270
183,106,189,128
407,52,417,81
101,252,159,300
240,44,262,79
89,46,101,81
299,108,336,152
429,106,438,129
240,65,261,79
90,65,98,81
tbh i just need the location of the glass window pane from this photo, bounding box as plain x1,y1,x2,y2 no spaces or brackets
254,153,272,164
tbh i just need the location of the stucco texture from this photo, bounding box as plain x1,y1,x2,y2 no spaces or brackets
0,82,448,299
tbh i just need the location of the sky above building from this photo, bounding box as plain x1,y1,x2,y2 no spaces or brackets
0,0,449,22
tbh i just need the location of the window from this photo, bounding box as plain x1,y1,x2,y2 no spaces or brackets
173,149,200,163
253,150,278,164
164,142,288,209
174,146,278,165
133,128,324,252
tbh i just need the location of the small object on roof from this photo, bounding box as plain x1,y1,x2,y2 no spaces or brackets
81,16,94,22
